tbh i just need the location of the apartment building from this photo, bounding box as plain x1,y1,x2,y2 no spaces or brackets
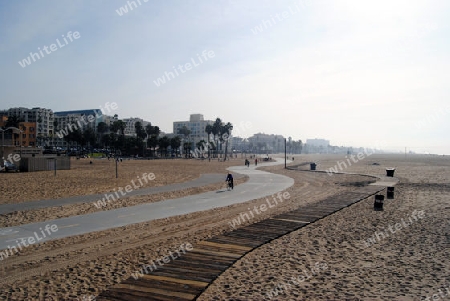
173,114,213,144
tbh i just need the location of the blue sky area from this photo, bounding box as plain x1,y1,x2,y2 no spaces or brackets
1,0,449,154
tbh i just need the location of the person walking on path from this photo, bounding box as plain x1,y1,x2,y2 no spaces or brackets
255,158,258,166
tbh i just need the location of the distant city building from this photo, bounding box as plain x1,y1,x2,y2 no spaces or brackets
303,138,331,154
122,117,149,137
53,109,107,147
54,109,105,129
0,118,37,147
306,138,330,148
230,136,247,152
7,107,54,141
173,114,213,144
247,133,285,153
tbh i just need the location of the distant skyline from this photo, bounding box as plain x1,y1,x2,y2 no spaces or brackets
1,0,449,154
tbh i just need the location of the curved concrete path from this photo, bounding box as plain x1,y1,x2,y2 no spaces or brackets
0,159,294,251
0,174,243,215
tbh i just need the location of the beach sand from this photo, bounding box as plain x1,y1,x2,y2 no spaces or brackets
199,154,450,300
0,154,448,300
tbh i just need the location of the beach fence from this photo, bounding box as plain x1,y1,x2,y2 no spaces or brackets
19,156,71,172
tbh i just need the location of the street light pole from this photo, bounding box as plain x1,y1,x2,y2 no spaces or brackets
284,138,287,169
1,130,4,160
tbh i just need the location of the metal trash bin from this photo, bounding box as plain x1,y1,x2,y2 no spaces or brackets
374,194,384,211
386,168,395,177
387,187,395,199
310,163,316,171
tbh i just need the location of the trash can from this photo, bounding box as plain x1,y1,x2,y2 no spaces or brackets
374,194,384,211
386,168,395,177
310,163,316,171
387,187,395,199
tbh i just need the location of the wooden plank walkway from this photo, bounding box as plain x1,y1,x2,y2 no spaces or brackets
97,185,384,301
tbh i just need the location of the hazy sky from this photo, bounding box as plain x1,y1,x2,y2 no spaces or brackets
1,0,449,154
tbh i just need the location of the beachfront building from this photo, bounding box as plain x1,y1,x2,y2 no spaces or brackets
173,114,214,146
304,138,330,153
6,107,54,146
247,133,285,154
53,109,106,147
0,118,37,147
230,136,248,153
122,117,149,137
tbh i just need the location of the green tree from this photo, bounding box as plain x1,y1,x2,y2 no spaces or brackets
134,121,146,140
183,141,192,158
205,124,213,159
4,114,23,129
83,127,96,150
146,124,160,157
111,120,125,135
158,136,171,157
212,118,222,158
170,136,181,157
177,126,191,157
221,122,233,160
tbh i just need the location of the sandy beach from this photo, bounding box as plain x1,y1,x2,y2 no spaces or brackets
199,154,450,301
0,154,449,300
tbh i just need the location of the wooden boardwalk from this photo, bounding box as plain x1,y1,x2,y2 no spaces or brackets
98,185,384,301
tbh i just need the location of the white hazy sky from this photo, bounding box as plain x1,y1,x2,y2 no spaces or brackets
1,0,449,154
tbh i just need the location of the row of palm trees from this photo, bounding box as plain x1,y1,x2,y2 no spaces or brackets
205,118,233,160
60,116,234,158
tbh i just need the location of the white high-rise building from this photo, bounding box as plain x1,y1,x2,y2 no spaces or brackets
173,114,213,144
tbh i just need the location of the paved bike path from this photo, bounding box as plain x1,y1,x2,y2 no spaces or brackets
0,174,247,215
0,159,294,250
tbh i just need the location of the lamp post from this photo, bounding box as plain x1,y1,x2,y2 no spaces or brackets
284,138,287,169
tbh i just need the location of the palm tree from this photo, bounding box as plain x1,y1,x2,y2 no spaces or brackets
183,141,192,158
221,122,233,160
97,122,109,147
205,124,213,159
178,126,191,139
170,136,181,157
134,122,146,140
196,139,207,158
177,126,191,157
146,124,160,157
158,136,171,157
212,118,222,158
134,121,146,156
